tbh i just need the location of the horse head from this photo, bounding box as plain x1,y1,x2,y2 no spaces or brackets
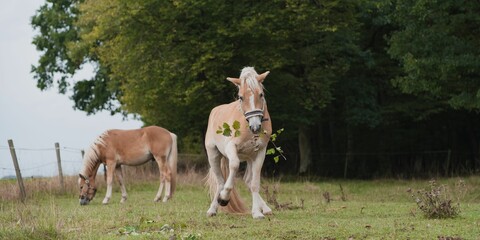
78,173,97,205
227,67,270,134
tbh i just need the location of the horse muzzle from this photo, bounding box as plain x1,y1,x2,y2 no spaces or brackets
245,109,263,134
79,196,90,205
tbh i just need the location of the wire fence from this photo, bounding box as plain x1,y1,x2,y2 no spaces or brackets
0,144,84,179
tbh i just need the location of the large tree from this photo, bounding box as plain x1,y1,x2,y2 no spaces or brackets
32,0,360,156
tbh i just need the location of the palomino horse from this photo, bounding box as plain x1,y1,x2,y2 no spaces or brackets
205,67,273,219
78,126,177,205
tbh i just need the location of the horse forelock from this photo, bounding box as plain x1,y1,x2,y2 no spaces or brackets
240,67,263,91
80,131,109,177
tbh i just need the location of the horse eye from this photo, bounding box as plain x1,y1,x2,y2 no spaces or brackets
260,93,264,98
239,96,244,101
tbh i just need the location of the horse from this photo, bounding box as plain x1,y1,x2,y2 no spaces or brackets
205,67,273,219
78,126,177,205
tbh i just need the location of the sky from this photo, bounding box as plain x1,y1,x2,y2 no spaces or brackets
0,1,143,178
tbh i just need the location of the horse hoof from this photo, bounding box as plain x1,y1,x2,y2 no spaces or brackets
263,210,273,215
217,198,229,206
207,211,217,217
253,213,265,219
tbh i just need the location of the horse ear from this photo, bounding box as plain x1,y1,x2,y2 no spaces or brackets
256,71,270,83
226,77,241,86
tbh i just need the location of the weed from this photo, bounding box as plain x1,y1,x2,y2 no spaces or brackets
408,179,460,219
339,184,347,201
263,184,303,210
323,191,331,203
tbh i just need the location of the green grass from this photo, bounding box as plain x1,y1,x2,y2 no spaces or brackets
1,176,480,239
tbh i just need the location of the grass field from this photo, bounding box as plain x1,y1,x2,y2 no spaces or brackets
1,171,480,239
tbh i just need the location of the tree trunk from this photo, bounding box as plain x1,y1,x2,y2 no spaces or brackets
298,126,312,174
467,119,479,172
344,126,354,178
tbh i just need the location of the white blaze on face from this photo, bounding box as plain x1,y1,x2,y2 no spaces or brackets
247,90,262,132
249,92,255,110
249,115,262,133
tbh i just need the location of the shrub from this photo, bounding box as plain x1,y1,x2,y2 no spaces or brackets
409,180,460,219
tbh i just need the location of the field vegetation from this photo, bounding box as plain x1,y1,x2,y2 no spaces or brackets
1,167,479,239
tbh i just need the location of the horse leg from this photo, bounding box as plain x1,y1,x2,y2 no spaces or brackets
115,166,127,203
219,142,240,205
154,155,171,202
154,174,165,202
206,146,223,217
250,150,272,219
102,161,116,204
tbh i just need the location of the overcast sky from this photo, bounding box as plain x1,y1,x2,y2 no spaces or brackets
0,1,143,178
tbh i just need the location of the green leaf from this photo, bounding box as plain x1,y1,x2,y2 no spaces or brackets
232,120,240,130
266,148,276,155
222,122,231,130
274,156,280,163
216,130,223,134
223,128,232,137
271,133,277,142
234,130,241,137
276,128,284,134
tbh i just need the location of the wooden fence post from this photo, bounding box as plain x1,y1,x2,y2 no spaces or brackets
8,139,26,202
55,142,65,191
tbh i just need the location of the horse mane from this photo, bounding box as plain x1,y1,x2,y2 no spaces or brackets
240,66,264,90
80,131,109,177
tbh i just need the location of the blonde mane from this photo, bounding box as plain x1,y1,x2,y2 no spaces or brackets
80,131,109,177
240,67,263,90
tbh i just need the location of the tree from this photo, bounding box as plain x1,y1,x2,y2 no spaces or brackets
31,0,121,115
388,0,480,111
32,0,360,157
388,0,480,170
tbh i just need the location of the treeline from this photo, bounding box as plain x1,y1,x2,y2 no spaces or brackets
31,0,480,178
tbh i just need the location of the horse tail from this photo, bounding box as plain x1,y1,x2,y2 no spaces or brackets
168,133,178,196
103,164,107,182
206,157,248,214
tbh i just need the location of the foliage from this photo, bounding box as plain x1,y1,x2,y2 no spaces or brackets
216,121,241,138
216,122,286,163
30,0,480,176
408,180,461,219
31,0,121,115
388,0,480,111
31,0,361,136
266,128,286,163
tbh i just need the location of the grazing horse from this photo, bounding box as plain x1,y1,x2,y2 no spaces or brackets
205,67,273,219
78,126,177,205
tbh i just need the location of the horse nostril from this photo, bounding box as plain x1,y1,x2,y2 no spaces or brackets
250,126,260,134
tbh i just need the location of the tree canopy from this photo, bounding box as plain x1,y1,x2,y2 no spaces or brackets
32,0,480,177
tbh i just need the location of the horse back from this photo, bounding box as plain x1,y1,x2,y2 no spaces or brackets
102,126,173,163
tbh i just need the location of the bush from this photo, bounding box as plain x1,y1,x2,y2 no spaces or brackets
409,180,460,219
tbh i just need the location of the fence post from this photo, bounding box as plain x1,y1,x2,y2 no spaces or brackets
55,142,65,191
8,139,26,202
